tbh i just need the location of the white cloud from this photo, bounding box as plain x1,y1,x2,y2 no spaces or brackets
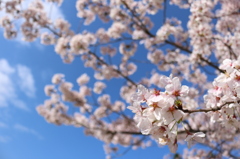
17,65,36,97
12,100,30,112
14,124,43,139
0,135,11,143
0,72,14,107
0,59,35,111
0,122,8,128
0,59,15,74
0,59,16,107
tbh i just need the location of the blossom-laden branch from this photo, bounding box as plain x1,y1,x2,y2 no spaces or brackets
128,58,240,154
1,0,240,158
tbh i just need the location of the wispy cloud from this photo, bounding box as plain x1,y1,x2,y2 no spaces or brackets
0,121,8,128
0,72,15,107
12,100,30,112
0,59,15,74
14,124,43,140
0,135,11,143
0,59,35,111
0,59,17,108
17,65,36,97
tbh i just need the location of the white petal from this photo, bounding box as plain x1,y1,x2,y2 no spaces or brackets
180,85,189,96
194,132,205,138
172,77,181,91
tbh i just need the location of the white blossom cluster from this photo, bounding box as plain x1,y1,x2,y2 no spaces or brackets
1,0,240,158
37,73,151,155
128,75,205,153
204,59,240,129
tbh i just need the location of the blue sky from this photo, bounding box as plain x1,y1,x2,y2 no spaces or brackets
0,32,172,159
0,1,194,159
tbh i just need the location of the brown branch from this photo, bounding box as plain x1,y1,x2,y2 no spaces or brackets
44,25,62,37
121,0,223,74
210,11,240,19
111,136,147,159
88,51,137,87
165,40,224,73
180,100,239,114
214,37,237,60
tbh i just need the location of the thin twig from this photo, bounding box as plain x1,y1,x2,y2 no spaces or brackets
181,100,240,114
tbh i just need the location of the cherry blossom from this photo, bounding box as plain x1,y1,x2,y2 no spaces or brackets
1,0,240,158
185,132,205,148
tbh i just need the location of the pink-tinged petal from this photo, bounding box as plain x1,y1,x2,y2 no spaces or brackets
159,75,171,87
131,84,149,102
131,93,139,102
236,86,240,98
153,108,161,120
172,77,181,91
137,117,152,135
194,132,205,137
162,112,174,125
138,84,148,94
169,142,178,153
185,135,194,148
173,110,184,122
185,135,192,142
166,97,175,106
180,85,189,97
210,112,219,123
185,132,205,148
149,94,162,103
193,132,205,142
187,139,193,148
165,83,174,93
